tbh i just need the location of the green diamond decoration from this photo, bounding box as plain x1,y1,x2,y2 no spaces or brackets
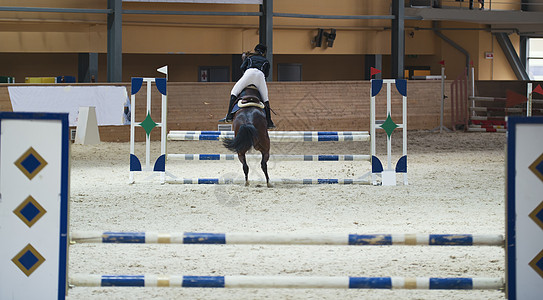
380,114,398,138
140,112,157,136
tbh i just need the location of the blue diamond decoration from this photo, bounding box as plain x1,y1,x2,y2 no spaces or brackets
13,196,47,228
530,201,543,231
21,202,39,222
140,112,157,136
21,154,40,174
19,251,39,270
14,147,48,180
529,153,543,183
530,249,543,280
12,244,46,276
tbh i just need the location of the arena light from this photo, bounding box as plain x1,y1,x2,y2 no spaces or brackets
311,28,324,48
323,29,336,47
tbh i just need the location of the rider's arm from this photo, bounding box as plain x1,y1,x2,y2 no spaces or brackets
240,57,250,73
261,61,270,78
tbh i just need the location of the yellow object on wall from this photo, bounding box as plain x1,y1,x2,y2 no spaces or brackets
25,77,56,83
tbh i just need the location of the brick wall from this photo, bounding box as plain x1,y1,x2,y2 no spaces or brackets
0,80,450,142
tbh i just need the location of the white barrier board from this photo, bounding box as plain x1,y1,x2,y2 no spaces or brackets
8,86,127,126
0,112,69,299
507,116,543,300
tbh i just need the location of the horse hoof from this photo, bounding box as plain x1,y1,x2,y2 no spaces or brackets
267,182,273,188
245,181,250,187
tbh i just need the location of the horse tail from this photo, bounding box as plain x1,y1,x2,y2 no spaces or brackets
223,124,257,153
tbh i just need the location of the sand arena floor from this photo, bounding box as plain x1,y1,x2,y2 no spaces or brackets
67,131,507,300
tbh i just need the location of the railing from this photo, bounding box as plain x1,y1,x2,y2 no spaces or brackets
450,69,469,131
409,0,543,11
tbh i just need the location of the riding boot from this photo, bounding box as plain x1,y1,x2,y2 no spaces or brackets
218,95,238,123
264,101,276,129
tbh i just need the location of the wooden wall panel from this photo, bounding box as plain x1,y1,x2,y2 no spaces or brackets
0,81,452,142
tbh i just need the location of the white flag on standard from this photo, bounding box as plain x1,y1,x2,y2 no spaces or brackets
157,65,168,76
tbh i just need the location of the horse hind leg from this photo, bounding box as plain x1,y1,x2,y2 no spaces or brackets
238,153,250,186
261,151,272,188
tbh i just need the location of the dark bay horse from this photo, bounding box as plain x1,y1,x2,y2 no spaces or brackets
223,86,271,187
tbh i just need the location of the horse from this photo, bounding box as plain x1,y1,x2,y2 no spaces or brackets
223,86,271,187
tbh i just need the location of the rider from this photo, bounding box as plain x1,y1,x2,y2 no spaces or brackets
219,44,276,129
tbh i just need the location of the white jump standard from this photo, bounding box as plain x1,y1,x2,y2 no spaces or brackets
0,112,69,300
370,79,408,186
129,77,168,184
506,116,543,299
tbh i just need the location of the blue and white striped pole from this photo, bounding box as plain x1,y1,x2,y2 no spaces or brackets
70,274,504,290
166,154,371,161
165,178,370,185
168,130,369,137
167,133,370,142
71,232,504,246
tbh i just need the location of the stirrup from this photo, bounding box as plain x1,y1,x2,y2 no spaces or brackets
219,114,234,123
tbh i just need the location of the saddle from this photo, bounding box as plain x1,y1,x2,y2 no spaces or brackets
237,96,264,109
237,85,264,109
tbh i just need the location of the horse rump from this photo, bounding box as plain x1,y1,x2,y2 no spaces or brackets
223,124,257,153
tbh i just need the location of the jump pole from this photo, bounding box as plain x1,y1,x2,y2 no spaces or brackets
167,177,370,185
70,274,504,290
167,154,371,161
527,82,533,117
129,77,168,184
167,133,370,142
431,65,451,133
71,231,504,246
168,130,369,137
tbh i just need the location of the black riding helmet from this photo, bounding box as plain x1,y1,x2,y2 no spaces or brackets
254,44,267,55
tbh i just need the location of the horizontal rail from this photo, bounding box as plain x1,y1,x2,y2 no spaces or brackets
0,6,112,14
469,96,507,102
166,178,370,185
273,13,397,20
469,124,506,129
169,130,369,136
470,116,506,121
471,107,543,114
71,232,505,246
0,7,423,21
469,96,543,105
467,127,507,133
166,154,371,161
123,9,261,16
167,134,370,142
471,107,525,113
471,120,506,125
70,274,504,290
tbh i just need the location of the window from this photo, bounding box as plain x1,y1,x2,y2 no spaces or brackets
405,66,431,80
198,66,229,82
528,38,543,80
277,64,302,81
